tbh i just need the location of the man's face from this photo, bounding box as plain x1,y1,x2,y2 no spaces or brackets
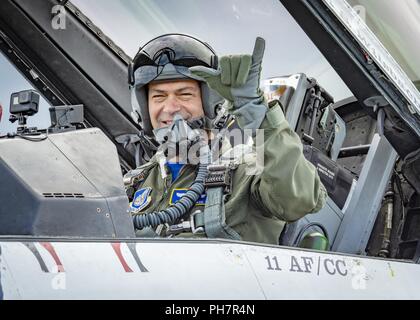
148,79,204,129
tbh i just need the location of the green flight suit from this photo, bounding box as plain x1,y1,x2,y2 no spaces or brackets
129,102,327,244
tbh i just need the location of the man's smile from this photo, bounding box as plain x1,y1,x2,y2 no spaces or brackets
160,119,173,127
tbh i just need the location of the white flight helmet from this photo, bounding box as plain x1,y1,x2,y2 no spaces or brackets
128,33,226,139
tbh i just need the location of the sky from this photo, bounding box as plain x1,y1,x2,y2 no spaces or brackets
71,0,352,95
0,0,353,134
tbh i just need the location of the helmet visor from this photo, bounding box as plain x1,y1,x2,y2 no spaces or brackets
133,63,204,87
133,34,218,71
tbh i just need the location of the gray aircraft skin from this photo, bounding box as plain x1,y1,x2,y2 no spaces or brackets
0,0,419,299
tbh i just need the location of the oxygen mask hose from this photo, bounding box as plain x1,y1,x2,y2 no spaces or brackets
132,155,209,229
133,114,211,230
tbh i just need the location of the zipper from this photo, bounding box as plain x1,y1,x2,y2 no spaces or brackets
154,164,171,212
172,164,187,184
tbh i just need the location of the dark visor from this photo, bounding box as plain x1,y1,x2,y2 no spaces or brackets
133,34,218,70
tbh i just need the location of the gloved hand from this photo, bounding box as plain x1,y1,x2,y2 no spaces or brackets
189,37,268,130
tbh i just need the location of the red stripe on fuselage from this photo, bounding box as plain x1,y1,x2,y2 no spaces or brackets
111,243,133,272
39,242,65,273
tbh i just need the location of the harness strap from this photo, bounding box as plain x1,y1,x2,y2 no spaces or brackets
201,186,241,240
198,164,241,240
163,164,241,241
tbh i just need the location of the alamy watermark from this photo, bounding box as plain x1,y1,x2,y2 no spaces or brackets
351,264,367,290
51,5,66,30
158,127,265,176
353,5,366,22
50,265,66,290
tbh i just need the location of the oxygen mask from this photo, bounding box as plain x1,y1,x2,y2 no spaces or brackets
153,113,208,163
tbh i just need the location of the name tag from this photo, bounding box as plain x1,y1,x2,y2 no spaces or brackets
170,188,207,206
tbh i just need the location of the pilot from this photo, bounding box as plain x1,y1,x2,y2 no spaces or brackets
124,33,327,244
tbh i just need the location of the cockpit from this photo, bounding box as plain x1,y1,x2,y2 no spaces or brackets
0,0,419,262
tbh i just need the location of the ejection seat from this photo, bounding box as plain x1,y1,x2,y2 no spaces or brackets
264,74,356,249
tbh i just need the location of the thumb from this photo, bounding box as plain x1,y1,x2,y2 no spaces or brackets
189,65,221,80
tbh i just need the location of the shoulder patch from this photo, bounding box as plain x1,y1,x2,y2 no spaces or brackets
131,187,153,213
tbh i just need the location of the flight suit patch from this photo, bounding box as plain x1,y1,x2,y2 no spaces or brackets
170,189,207,206
131,187,152,213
